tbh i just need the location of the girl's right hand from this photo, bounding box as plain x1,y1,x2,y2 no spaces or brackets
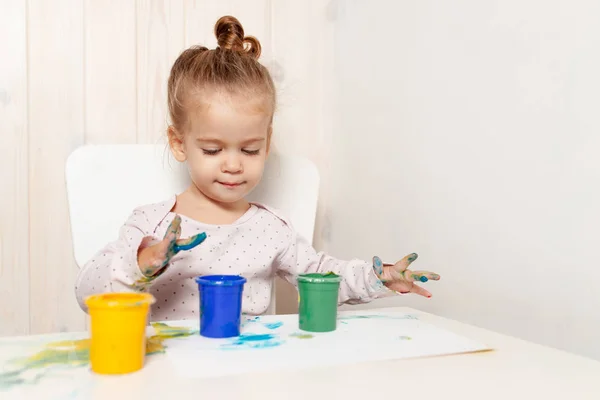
137,215,207,278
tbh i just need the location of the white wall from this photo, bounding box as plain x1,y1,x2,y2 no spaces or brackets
328,0,600,360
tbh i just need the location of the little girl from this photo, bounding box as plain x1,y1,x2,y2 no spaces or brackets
75,15,440,320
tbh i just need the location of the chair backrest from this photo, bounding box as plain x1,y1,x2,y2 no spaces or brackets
65,144,320,269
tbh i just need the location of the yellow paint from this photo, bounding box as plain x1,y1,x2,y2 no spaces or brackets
13,339,91,370
146,322,198,355
85,292,156,375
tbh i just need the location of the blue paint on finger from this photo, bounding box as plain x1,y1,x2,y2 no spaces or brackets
420,276,428,283
373,256,383,276
174,232,207,252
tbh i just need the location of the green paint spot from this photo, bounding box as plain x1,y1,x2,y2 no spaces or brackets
338,314,419,321
290,332,314,339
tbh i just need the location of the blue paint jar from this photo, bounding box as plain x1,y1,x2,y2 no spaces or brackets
195,275,247,338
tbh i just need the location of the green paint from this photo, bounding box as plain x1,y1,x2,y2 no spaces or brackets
407,253,418,263
289,332,314,339
338,314,419,321
297,273,341,332
411,274,428,283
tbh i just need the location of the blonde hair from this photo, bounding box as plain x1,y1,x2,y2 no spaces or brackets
167,15,276,133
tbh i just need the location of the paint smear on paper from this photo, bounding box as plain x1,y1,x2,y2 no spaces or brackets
220,333,284,350
289,332,314,339
263,321,283,330
338,314,419,321
241,316,285,331
0,322,196,390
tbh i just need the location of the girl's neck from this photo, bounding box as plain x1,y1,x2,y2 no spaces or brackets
172,185,251,225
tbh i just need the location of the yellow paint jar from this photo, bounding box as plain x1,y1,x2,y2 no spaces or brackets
85,292,155,375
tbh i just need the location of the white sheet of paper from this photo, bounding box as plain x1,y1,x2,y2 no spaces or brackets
163,310,492,378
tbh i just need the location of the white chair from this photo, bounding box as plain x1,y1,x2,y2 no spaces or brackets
65,144,320,314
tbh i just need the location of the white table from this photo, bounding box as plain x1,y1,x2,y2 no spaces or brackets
2,306,600,399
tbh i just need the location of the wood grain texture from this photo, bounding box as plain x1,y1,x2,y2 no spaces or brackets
136,0,185,144
270,0,334,314
85,0,137,144
28,0,86,334
0,0,30,336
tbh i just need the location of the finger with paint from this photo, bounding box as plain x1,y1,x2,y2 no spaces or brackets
372,254,440,298
138,215,207,278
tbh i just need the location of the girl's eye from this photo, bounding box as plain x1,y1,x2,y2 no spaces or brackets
243,149,260,155
202,149,221,155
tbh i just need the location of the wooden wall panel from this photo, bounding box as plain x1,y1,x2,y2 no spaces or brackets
85,0,137,144
28,0,86,334
270,0,334,314
136,0,185,144
0,0,30,336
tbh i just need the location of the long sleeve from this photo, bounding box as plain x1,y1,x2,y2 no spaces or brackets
274,228,394,305
74,207,160,312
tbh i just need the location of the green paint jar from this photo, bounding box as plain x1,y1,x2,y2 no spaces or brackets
297,272,342,332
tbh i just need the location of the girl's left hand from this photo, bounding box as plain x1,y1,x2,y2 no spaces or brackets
373,253,440,298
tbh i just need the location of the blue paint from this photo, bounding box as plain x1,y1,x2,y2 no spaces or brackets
240,316,261,328
220,333,284,350
174,232,207,252
372,256,384,276
237,333,275,342
263,321,283,330
419,276,428,283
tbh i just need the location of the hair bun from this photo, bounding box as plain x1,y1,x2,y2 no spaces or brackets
214,15,261,59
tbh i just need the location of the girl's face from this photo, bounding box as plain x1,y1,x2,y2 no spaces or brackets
169,91,272,206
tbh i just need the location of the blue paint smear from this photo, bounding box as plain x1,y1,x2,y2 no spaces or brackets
263,321,283,330
240,316,261,328
220,333,284,350
237,334,275,342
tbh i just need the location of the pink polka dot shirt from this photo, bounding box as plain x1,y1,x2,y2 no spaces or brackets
75,196,392,321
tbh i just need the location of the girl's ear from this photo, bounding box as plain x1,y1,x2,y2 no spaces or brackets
168,126,187,162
